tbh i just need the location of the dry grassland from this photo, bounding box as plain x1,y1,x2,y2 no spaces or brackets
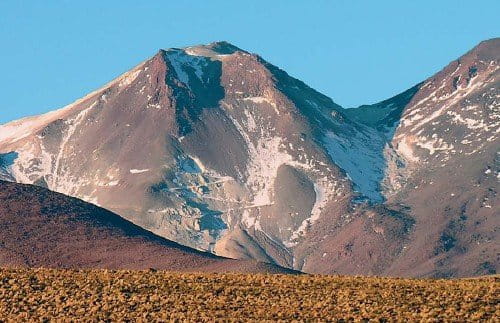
0,268,498,321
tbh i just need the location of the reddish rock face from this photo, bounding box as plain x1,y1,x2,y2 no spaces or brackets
0,39,498,277
344,38,499,278
0,180,295,274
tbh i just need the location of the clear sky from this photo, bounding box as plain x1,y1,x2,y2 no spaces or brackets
1,1,499,124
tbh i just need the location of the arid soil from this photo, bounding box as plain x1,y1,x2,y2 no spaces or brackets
0,268,497,321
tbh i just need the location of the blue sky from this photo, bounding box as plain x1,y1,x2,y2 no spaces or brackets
1,1,498,124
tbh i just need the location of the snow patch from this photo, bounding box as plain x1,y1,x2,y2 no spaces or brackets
446,110,491,131
242,97,280,114
397,138,420,163
51,102,97,190
323,130,385,202
130,168,150,174
165,49,208,86
415,135,453,156
118,69,141,87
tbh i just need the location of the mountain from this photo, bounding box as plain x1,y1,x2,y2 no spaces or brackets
0,39,498,277
345,38,500,277
0,180,294,273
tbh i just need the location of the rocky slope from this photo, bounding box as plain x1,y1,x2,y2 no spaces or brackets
345,38,499,277
0,39,498,277
0,180,294,274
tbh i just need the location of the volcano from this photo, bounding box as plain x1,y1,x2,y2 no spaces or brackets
1,39,498,277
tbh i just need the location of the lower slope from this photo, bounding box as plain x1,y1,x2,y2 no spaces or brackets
0,181,293,274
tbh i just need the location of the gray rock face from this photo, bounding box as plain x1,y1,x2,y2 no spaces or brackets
0,39,498,277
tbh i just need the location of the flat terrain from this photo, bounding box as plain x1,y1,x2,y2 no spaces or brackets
0,268,498,321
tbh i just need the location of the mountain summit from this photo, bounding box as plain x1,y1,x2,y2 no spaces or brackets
1,39,498,277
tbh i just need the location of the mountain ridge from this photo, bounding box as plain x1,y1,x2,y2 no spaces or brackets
0,38,498,277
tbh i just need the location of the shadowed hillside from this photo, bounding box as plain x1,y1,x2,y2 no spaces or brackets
0,180,294,274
